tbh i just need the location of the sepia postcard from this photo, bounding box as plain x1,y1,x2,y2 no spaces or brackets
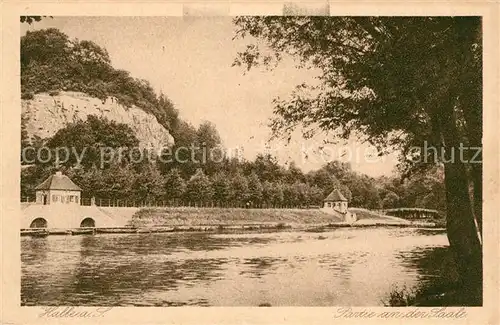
1,1,499,325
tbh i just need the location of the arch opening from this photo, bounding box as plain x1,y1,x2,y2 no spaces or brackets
30,218,48,228
80,217,96,228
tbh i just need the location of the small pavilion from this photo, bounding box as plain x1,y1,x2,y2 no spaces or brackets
23,171,125,230
35,171,82,205
323,189,348,213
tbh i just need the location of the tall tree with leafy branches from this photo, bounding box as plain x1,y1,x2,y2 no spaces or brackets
233,16,482,301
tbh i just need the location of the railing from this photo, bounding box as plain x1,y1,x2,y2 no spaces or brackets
20,196,313,209
21,196,321,209
81,198,315,209
376,208,441,219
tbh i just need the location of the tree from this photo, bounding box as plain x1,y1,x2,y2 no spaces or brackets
382,191,400,209
164,121,198,177
70,39,112,84
293,181,310,207
21,28,70,68
20,165,56,199
132,163,164,202
397,166,446,212
283,161,306,184
268,182,284,207
339,184,353,204
234,17,482,299
20,16,52,24
229,172,249,206
195,121,224,176
261,181,274,207
99,163,136,200
68,165,105,199
163,168,186,202
282,183,298,207
308,168,341,197
211,172,231,206
247,172,263,207
185,169,213,204
158,93,179,132
46,115,139,169
248,153,285,182
309,185,324,206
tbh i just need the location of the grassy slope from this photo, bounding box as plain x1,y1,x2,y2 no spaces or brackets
349,207,399,221
129,207,345,227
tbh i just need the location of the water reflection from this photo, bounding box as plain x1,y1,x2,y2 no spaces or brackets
21,228,448,306
241,257,288,278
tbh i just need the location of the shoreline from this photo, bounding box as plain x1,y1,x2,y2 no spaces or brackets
21,206,442,237
21,222,444,237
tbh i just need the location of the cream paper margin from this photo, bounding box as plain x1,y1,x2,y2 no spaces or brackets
1,1,498,324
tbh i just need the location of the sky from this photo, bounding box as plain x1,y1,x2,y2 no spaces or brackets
21,16,399,177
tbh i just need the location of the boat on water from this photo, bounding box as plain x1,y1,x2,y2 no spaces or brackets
21,229,49,237
71,228,96,235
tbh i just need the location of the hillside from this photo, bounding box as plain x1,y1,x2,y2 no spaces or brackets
22,91,174,149
21,28,179,143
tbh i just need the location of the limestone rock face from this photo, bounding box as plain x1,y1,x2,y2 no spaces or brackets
22,91,174,149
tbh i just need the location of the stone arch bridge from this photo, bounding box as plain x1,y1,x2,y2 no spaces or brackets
21,204,134,229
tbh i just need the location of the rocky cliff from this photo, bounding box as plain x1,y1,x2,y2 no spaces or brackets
22,91,174,149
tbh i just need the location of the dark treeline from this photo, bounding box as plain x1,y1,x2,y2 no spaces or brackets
21,116,446,211
20,28,445,211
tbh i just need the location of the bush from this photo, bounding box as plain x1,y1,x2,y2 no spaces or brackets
48,90,60,96
384,286,417,306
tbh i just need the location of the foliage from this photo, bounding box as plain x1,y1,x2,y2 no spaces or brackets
229,171,250,204
21,115,446,211
19,25,447,213
163,168,186,201
185,169,213,204
384,286,418,307
381,191,400,209
233,16,482,290
133,163,164,201
377,166,446,212
21,28,179,132
211,171,231,204
233,17,480,163
20,16,52,24
46,115,139,169
247,172,263,206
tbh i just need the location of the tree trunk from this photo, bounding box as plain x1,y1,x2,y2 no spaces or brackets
443,161,482,294
461,97,482,236
470,163,482,234
456,16,483,236
439,98,482,304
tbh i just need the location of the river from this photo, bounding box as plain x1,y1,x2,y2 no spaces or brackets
21,227,448,306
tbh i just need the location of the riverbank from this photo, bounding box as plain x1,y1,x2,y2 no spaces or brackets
128,207,345,227
22,221,443,237
21,206,439,237
128,207,437,229
385,246,482,306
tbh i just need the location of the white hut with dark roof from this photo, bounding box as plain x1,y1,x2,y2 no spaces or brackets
35,171,82,205
23,171,124,229
323,188,348,213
